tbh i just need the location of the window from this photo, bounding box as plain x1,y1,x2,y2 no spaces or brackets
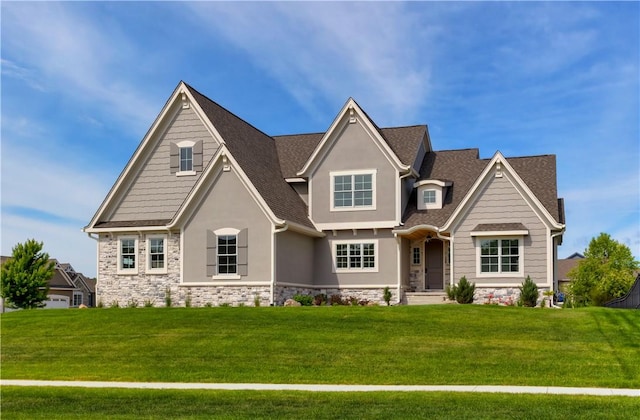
147,235,167,273
217,235,237,274
412,247,421,265
331,171,376,210
73,292,83,307
479,238,520,274
118,237,138,274
423,189,436,204
180,147,193,172
333,240,378,272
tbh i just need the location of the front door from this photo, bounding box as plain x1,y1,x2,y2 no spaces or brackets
424,240,443,290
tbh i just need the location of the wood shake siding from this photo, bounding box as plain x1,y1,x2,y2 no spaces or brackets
454,175,548,284
110,107,219,221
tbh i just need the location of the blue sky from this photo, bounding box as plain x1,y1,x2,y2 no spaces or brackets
1,1,638,278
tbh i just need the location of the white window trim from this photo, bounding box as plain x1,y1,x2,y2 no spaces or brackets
475,236,524,278
412,246,421,265
331,239,379,273
330,169,377,212
212,227,241,280
146,234,168,274
117,236,139,275
176,140,196,176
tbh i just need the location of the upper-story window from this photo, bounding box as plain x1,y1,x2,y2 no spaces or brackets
423,189,436,204
170,140,202,176
331,170,376,211
414,180,451,210
180,147,193,172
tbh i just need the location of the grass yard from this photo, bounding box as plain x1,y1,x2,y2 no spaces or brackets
1,305,639,388
2,387,640,419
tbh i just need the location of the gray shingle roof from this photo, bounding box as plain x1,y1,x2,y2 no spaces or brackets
472,223,528,232
402,150,563,229
273,126,427,178
186,84,315,229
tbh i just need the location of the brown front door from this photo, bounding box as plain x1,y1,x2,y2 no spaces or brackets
425,240,443,290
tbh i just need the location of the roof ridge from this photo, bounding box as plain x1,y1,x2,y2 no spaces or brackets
185,83,276,143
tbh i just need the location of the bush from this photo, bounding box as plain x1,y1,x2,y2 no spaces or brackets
165,288,172,307
383,287,392,306
329,294,344,306
519,276,539,307
313,294,327,306
445,285,456,301
293,294,314,306
452,276,475,304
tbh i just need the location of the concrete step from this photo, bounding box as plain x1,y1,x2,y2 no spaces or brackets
403,292,450,305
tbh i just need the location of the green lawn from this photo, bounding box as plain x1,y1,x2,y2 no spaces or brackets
1,387,639,419
2,305,639,388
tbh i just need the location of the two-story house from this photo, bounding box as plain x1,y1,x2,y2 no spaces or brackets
84,82,565,306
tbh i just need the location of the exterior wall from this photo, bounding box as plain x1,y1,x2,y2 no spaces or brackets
290,183,309,206
182,163,273,284
309,120,398,225
474,287,549,306
97,232,181,307
312,229,398,287
276,230,315,286
452,174,549,286
110,105,219,221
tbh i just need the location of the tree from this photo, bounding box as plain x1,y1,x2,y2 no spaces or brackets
567,233,639,306
1,239,55,309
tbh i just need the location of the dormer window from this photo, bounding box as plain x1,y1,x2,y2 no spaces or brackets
423,189,436,205
414,180,451,210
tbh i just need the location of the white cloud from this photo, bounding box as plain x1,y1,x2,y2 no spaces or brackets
1,2,158,132
186,2,434,124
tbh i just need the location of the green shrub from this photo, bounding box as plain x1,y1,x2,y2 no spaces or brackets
185,291,192,308
293,294,314,306
254,295,261,307
143,299,154,308
127,298,138,308
110,300,120,309
165,288,172,308
383,287,392,306
519,276,539,307
445,285,456,301
452,276,475,304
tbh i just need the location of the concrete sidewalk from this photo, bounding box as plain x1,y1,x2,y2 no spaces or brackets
2,380,638,396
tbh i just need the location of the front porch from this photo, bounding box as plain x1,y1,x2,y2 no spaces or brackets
401,228,451,293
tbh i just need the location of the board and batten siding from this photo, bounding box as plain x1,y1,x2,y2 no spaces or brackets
452,175,549,286
110,106,219,221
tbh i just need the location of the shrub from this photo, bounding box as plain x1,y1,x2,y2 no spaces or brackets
111,300,120,308
185,291,192,308
127,298,139,308
383,286,392,306
452,276,475,304
254,295,261,307
293,294,314,306
313,293,327,306
348,296,359,306
445,285,456,301
519,276,539,307
165,288,172,308
143,299,154,308
329,294,344,306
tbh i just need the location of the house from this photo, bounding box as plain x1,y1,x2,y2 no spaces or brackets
84,81,565,307
0,257,96,310
557,253,585,293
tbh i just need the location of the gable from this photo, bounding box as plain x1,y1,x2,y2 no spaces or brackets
106,105,220,222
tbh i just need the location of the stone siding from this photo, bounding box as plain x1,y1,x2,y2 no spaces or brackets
474,287,549,306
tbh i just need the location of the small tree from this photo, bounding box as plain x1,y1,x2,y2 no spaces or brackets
1,239,55,309
519,276,538,307
452,276,475,304
568,233,639,306
383,287,392,306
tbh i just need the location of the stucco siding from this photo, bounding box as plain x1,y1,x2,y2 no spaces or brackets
453,175,549,286
110,105,219,221
310,121,397,225
276,230,315,286
182,163,272,283
312,229,398,286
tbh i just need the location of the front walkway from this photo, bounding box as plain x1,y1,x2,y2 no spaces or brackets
2,380,638,396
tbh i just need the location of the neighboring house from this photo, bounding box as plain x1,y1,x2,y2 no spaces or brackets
84,81,565,307
0,257,96,310
557,253,585,297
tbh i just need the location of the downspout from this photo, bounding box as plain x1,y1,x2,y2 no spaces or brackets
550,229,565,308
272,224,289,306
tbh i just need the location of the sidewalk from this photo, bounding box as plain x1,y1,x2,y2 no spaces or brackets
2,380,638,396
